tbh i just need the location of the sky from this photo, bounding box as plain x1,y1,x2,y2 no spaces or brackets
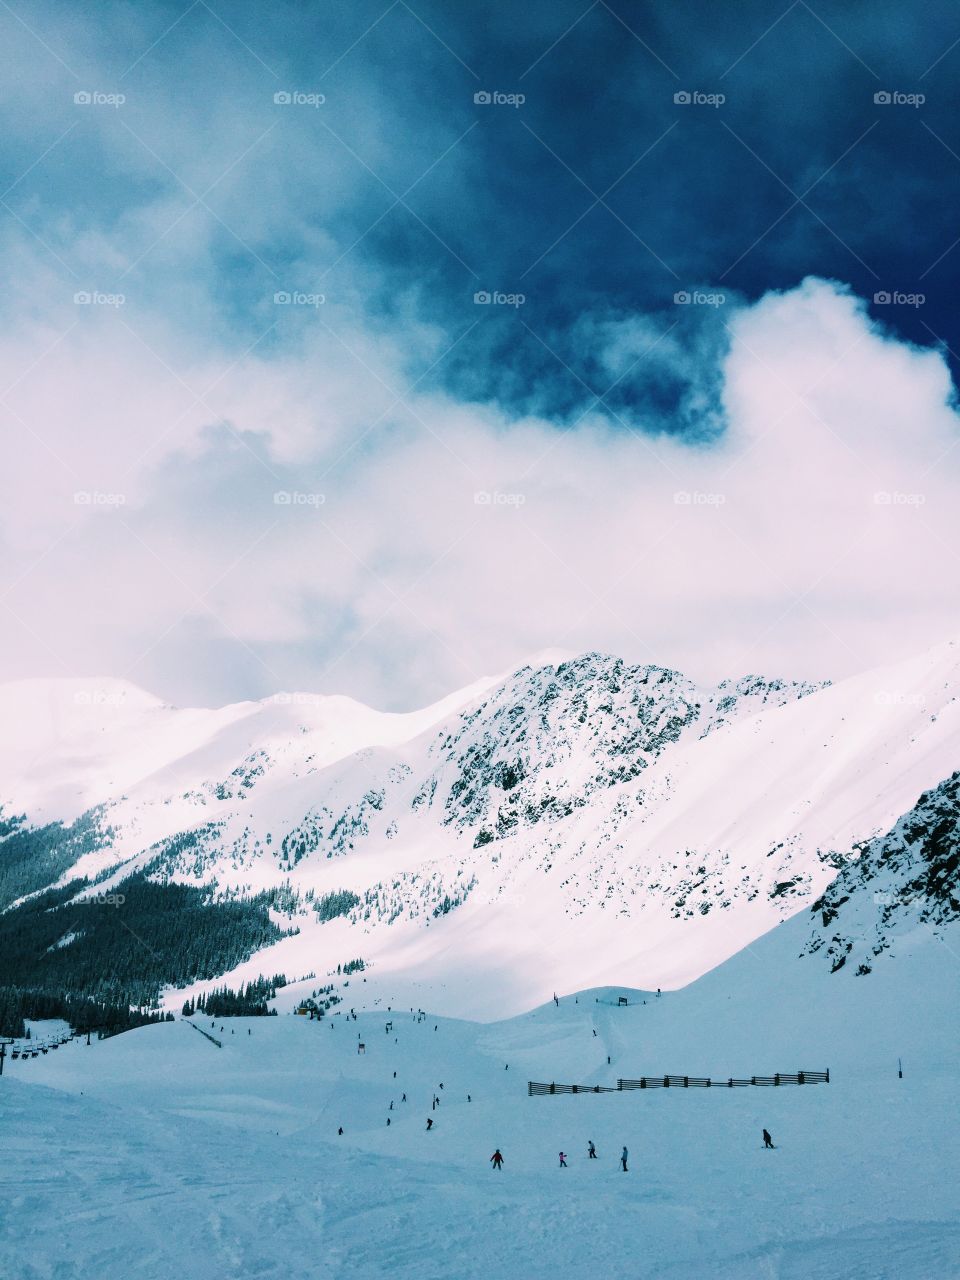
1,0,959,710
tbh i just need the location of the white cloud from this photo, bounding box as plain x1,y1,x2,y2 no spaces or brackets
2,277,958,708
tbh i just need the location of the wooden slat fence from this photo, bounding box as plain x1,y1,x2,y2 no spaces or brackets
529,1069,828,1096
187,1021,223,1049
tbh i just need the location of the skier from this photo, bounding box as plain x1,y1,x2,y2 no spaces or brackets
401,1093,407,1102
426,1118,433,1131
467,1095,472,1103
593,1029,597,1037
763,1128,775,1149
559,1152,567,1168
588,1140,597,1159
338,1127,343,1136
620,1146,628,1172
387,1117,391,1126
490,1149,504,1170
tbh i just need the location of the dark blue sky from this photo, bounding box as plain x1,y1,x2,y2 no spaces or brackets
337,0,960,423
5,0,959,433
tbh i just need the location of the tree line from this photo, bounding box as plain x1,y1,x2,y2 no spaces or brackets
0,874,293,1036
181,974,287,1018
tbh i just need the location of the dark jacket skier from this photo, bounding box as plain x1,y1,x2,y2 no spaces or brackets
763,1129,775,1149
559,1152,567,1167
426,1117,433,1130
588,1141,597,1159
621,1146,628,1172
490,1149,503,1169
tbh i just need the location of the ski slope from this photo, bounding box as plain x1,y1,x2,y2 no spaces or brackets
3,915,958,1280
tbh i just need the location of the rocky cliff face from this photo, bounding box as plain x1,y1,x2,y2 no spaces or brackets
804,772,960,974
428,655,826,845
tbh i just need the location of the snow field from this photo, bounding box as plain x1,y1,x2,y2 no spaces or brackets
3,915,958,1279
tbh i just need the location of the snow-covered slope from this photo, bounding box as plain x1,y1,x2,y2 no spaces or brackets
2,638,960,1015
3,912,958,1280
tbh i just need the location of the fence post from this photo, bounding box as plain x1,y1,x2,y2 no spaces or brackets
663,1076,669,1087
640,1078,645,1089
798,1070,804,1084
683,1076,688,1087
826,1067,829,1083
549,1082,555,1094
774,1074,780,1086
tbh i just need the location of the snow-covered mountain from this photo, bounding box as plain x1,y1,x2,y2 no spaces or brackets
804,770,960,975
2,638,959,1016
